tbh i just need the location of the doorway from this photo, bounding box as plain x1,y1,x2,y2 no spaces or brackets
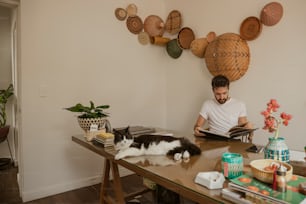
0,1,19,167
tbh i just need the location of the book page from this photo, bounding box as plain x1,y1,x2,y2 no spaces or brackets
199,129,231,138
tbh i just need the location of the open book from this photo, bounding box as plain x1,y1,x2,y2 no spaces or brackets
199,123,258,139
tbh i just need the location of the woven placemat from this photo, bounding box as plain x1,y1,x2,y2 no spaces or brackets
204,33,250,81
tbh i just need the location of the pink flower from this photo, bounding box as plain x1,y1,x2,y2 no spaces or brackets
261,99,292,139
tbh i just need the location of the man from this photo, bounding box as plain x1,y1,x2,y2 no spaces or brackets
193,75,253,142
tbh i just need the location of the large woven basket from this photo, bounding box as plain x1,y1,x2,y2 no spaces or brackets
204,33,250,81
250,159,293,184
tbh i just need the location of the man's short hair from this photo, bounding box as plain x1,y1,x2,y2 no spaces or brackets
211,75,230,89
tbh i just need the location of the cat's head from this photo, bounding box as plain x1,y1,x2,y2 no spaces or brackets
113,126,134,150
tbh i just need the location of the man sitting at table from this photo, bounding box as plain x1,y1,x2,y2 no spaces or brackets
193,74,254,142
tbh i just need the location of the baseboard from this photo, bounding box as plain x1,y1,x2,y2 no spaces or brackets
21,167,134,202
21,174,102,202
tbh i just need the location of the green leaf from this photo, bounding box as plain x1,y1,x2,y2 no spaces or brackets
96,105,110,109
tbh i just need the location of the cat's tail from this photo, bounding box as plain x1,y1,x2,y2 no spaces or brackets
167,138,201,156
181,138,201,156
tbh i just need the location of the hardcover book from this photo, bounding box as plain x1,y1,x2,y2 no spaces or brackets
229,174,306,204
199,124,257,140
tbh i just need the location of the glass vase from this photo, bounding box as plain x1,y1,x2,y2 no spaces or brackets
264,137,290,163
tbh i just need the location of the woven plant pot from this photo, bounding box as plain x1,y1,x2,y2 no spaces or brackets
77,117,108,132
204,33,250,81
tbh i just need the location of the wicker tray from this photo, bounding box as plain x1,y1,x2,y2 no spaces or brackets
250,159,293,184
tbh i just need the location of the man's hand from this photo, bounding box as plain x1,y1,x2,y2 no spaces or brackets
193,126,206,137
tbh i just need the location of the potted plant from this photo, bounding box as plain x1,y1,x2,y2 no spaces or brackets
261,99,292,163
64,101,111,132
0,84,14,169
0,84,14,143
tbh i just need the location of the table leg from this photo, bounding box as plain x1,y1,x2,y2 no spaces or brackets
100,159,110,204
110,161,125,204
99,159,125,204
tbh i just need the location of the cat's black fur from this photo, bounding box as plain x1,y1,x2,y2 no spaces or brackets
113,127,201,160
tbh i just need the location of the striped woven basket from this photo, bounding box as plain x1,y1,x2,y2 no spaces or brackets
204,33,250,81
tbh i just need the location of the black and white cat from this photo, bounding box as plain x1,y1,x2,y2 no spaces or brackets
113,127,201,160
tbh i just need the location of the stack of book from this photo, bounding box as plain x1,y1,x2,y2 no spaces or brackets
94,132,114,147
126,126,156,136
222,174,306,204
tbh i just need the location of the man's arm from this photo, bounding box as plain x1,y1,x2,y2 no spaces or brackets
194,115,206,136
238,116,254,142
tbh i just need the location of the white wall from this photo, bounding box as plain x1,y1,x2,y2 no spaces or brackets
19,0,167,201
18,0,306,202
164,0,306,151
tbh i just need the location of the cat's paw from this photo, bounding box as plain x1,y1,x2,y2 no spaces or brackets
174,153,182,161
114,153,124,160
182,151,190,159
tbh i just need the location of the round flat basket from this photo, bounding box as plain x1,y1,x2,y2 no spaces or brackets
206,31,217,43
126,16,143,34
260,2,283,26
190,38,209,58
177,27,195,49
144,15,165,37
166,39,183,59
165,10,182,35
240,16,262,41
204,33,250,81
126,3,137,17
138,31,150,45
114,8,127,21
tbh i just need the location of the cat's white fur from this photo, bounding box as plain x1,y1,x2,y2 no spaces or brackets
115,139,190,160
124,155,182,166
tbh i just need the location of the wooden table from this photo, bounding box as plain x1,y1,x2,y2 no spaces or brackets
72,133,263,204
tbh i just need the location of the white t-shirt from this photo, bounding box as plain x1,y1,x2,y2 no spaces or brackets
199,98,247,134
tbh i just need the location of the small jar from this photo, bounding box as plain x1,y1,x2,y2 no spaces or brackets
276,167,287,192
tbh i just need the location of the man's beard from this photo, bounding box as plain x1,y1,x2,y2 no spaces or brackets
217,97,228,104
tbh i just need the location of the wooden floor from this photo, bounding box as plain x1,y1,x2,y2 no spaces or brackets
0,163,155,204
1,164,194,204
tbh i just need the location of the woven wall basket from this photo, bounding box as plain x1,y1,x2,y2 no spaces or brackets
204,33,250,81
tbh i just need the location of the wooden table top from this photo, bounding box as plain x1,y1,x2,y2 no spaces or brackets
72,132,264,203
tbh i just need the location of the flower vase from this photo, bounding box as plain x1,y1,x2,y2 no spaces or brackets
264,137,290,163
